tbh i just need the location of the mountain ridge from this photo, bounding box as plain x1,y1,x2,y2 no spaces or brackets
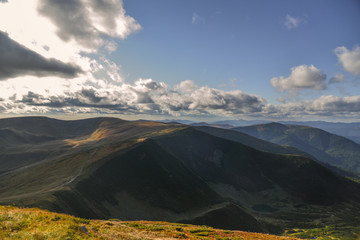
1,117,360,238
233,122,360,174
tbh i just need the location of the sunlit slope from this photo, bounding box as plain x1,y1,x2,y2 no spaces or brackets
0,116,182,174
0,205,301,240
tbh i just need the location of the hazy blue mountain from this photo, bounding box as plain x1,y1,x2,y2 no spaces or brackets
211,119,270,127
280,121,360,144
233,122,360,174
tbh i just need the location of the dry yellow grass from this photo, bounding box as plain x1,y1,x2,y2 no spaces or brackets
65,128,111,148
0,205,301,240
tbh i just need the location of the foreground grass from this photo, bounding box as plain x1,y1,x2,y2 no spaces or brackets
285,225,360,240
0,205,299,240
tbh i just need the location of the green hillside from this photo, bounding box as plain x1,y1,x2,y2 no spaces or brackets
0,205,303,240
1,117,360,239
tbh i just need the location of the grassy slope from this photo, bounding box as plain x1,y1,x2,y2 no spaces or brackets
1,118,360,239
2,124,360,237
0,205,302,240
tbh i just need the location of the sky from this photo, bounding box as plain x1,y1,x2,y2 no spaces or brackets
0,0,359,122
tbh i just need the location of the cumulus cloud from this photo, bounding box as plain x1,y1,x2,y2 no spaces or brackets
310,95,360,113
271,65,327,92
174,80,198,92
0,75,266,117
187,87,265,114
0,31,82,80
1,72,360,120
266,95,360,119
329,73,345,84
284,14,306,29
335,45,360,76
37,0,141,51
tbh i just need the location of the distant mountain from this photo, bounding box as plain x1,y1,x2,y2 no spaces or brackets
280,121,360,144
233,122,360,174
211,119,270,127
195,126,314,159
160,119,360,144
0,117,360,236
161,119,195,124
191,122,234,129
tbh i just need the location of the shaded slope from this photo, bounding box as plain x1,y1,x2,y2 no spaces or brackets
57,139,265,232
0,116,106,139
196,126,313,158
233,123,360,173
0,128,56,146
153,128,358,206
0,136,265,233
73,139,222,217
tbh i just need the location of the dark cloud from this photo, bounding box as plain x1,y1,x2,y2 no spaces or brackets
21,91,44,104
80,88,104,103
19,90,133,112
37,0,100,49
37,0,141,50
0,31,82,80
0,0,8,3
136,92,154,103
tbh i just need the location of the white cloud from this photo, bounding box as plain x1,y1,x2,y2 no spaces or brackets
0,74,266,117
271,65,327,92
267,95,360,119
104,41,118,54
1,71,360,120
335,45,360,76
329,73,345,84
284,14,306,29
174,80,198,93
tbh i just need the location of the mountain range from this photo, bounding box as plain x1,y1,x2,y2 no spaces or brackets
233,122,360,175
0,117,360,238
163,119,360,145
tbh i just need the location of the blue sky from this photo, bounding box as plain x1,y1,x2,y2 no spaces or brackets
116,0,360,101
0,0,359,121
